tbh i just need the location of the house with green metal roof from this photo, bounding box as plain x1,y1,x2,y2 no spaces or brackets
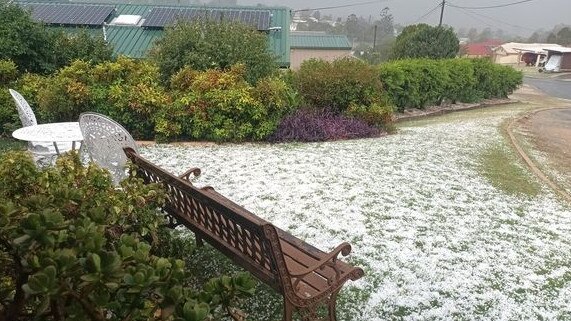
17,1,291,67
289,31,352,70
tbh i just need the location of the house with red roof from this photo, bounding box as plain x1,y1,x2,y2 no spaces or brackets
461,40,503,58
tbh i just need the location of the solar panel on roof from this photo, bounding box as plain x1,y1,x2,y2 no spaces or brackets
23,3,114,26
142,7,271,31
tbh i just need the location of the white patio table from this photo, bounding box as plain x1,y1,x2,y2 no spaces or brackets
12,122,83,155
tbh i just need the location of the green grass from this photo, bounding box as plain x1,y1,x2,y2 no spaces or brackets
478,144,541,197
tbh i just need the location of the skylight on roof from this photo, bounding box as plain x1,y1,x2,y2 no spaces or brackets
111,15,142,26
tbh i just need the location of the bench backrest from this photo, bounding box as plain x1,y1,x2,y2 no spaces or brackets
124,148,284,289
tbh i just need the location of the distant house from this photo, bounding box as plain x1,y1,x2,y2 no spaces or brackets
491,42,564,65
543,48,571,72
17,1,292,67
289,32,352,70
462,40,502,58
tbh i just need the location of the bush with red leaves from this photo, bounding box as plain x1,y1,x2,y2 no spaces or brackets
269,108,382,143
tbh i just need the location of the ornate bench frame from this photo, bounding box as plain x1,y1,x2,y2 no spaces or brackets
124,148,364,321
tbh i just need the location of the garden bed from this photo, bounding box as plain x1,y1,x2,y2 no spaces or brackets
395,97,516,122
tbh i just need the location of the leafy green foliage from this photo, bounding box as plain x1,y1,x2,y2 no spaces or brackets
379,58,523,111
378,59,448,110
0,151,256,321
391,24,459,60
159,64,294,142
442,59,478,103
151,20,277,85
0,60,17,86
293,58,393,126
0,60,19,136
14,58,169,139
51,29,114,68
0,2,55,74
470,58,523,99
0,2,112,75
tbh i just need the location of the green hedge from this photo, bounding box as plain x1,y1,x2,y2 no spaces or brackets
379,58,523,112
293,58,394,126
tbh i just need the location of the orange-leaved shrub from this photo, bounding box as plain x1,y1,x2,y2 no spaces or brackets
156,64,295,142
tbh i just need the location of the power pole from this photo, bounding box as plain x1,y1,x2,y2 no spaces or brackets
373,25,378,50
439,0,445,27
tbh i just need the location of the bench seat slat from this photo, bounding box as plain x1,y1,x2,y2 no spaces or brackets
278,229,355,271
283,255,324,297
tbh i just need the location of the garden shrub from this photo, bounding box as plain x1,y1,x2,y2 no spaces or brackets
294,58,386,114
471,58,523,99
35,60,94,122
18,57,169,139
51,29,114,68
0,59,19,136
151,20,277,85
443,59,478,103
270,108,381,142
379,59,448,111
0,60,17,85
0,151,256,321
346,102,394,127
2,73,47,135
379,58,523,111
96,58,170,139
0,3,113,75
160,64,293,142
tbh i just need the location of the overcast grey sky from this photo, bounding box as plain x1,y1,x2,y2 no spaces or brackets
238,0,570,36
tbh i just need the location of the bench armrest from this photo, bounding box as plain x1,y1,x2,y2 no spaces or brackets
289,242,352,285
179,167,201,181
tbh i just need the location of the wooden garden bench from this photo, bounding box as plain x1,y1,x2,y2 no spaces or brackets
123,148,364,321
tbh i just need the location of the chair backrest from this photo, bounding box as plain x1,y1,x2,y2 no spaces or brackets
9,89,37,127
79,112,138,185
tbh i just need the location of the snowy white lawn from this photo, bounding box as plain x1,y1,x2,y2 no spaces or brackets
141,106,571,321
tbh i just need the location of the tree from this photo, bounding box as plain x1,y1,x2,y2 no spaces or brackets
0,2,113,74
528,31,542,43
476,27,493,42
345,14,360,41
556,27,571,45
467,28,478,42
51,30,113,68
0,151,256,321
547,32,557,43
0,2,54,74
312,10,321,20
151,20,277,85
391,24,459,60
377,7,394,39
494,28,505,40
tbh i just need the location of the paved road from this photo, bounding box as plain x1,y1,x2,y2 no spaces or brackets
524,76,571,100
519,77,571,194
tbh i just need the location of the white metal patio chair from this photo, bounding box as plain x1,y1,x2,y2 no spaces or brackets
79,112,138,185
9,89,75,163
